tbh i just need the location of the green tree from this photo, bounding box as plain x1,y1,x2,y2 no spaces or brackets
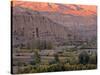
78,51,90,64
34,50,40,64
54,54,60,63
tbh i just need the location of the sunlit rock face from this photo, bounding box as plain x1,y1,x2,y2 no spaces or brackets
12,1,96,16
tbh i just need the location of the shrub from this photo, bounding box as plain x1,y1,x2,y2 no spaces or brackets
49,60,57,65
89,55,97,64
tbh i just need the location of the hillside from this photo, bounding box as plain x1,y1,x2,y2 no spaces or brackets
12,6,97,48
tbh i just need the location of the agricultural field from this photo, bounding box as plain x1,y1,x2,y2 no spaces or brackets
12,42,97,74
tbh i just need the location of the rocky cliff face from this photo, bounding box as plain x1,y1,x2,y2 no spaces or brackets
12,6,71,47
12,6,97,48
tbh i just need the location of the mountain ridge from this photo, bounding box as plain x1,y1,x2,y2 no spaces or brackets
12,1,97,16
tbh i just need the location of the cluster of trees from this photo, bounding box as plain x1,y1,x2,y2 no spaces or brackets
17,51,97,73
29,49,97,66
17,63,97,74
15,49,97,74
